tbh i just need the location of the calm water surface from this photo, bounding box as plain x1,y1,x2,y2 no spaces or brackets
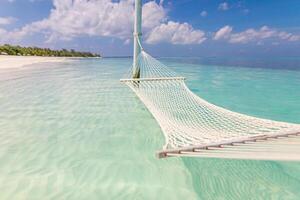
0,57,300,199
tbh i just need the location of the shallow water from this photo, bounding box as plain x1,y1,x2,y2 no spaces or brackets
0,57,300,199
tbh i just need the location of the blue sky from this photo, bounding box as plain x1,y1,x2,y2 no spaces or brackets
0,0,299,57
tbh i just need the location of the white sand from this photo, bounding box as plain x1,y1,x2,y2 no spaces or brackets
0,55,70,69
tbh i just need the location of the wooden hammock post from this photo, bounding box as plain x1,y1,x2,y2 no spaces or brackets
133,0,142,79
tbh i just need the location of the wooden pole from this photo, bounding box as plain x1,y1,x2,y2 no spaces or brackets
132,0,142,78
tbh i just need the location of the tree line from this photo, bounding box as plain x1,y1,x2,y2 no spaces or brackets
0,44,101,57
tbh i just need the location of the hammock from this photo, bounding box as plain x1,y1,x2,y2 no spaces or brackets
121,0,300,160
121,49,300,161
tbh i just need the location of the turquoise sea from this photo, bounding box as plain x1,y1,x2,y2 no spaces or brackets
0,57,300,199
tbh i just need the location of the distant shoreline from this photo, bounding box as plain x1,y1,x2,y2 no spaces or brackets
0,55,101,58
0,44,101,58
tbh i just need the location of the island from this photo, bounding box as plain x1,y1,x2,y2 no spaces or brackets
0,44,101,58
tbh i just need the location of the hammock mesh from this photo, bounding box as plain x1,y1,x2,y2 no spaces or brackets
121,50,300,161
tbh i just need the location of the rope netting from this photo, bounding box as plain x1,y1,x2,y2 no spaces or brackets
121,50,300,160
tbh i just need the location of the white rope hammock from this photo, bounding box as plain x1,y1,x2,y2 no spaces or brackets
120,0,300,161
121,45,300,161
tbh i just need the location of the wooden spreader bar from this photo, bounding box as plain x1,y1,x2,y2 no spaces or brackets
120,77,186,82
157,131,300,159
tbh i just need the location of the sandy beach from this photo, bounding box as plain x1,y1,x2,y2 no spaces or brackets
0,55,69,69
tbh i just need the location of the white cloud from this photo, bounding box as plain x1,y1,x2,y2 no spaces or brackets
0,17,16,25
229,26,276,43
0,0,206,46
0,23,35,43
213,25,232,40
289,35,300,41
29,0,44,2
214,25,300,44
218,2,229,11
200,11,207,17
42,0,136,42
142,1,167,30
145,21,206,44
